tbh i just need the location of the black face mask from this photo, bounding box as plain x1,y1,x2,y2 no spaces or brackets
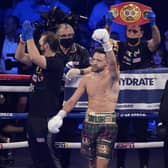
127,38,139,45
60,38,74,48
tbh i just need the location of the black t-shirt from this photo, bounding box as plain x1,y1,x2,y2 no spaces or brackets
29,55,64,118
118,41,153,71
55,43,91,107
56,43,90,68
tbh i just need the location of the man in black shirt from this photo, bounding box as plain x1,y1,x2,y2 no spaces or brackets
55,23,90,75
115,11,161,168
117,24,159,70
52,23,91,168
15,21,64,168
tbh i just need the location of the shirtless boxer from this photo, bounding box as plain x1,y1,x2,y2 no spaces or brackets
48,29,120,168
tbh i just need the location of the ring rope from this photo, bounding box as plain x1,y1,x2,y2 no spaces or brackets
0,113,85,119
0,74,32,81
0,74,162,150
0,112,158,119
0,85,34,93
0,112,162,149
0,141,164,150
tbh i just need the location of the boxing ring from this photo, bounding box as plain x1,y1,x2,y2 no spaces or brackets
0,69,168,151
0,113,164,150
0,74,33,93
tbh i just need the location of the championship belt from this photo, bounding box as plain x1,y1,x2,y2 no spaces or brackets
110,1,151,25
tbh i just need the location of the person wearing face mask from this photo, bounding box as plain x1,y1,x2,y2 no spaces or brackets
55,23,91,105
15,20,65,168
117,23,160,71
51,23,91,168
115,11,161,168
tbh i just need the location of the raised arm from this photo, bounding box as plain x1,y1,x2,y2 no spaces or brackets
92,28,119,78
27,38,46,69
20,21,46,69
145,11,161,52
15,36,32,65
66,29,119,80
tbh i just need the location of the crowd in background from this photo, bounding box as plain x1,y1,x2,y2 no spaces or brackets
0,0,168,167
0,0,167,54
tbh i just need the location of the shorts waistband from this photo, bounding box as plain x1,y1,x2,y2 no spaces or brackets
85,112,116,124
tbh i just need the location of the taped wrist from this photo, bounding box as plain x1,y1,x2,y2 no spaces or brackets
58,110,67,118
102,42,112,52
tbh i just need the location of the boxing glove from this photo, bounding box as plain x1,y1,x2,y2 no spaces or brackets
92,29,112,52
22,20,35,41
48,110,67,134
65,68,81,80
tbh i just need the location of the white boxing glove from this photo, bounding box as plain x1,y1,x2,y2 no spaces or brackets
65,68,81,80
48,110,67,134
92,28,112,52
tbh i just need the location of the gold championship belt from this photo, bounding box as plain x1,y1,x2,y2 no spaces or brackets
110,1,152,25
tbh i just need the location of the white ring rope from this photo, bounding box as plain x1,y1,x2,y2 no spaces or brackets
0,74,33,92
0,141,28,149
0,85,34,93
0,141,164,150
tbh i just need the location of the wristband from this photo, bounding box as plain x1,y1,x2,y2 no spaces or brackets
58,109,67,118
102,42,113,52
